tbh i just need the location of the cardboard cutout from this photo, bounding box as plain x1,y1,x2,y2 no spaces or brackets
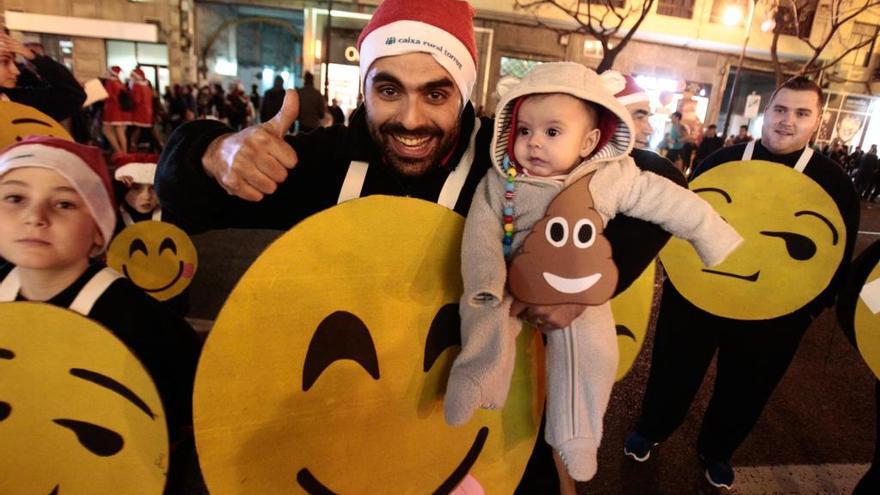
508,174,618,306
0,302,168,494
661,160,846,320
610,261,655,381
106,221,197,301
193,197,543,494
0,101,72,148
837,239,880,379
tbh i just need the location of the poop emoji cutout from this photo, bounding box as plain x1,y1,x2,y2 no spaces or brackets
193,197,543,494
0,101,72,148
107,221,197,301
0,303,168,495
508,173,618,306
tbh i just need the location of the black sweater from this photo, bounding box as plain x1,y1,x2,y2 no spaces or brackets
1,55,86,122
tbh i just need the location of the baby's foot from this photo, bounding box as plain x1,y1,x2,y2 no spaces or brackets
444,373,488,425
556,438,599,482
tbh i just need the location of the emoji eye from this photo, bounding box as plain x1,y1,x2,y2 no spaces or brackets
545,217,568,247
129,239,148,257
0,401,10,421
572,219,595,248
302,311,380,391
423,303,461,372
159,238,177,255
53,419,124,456
615,325,636,341
760,231,817,261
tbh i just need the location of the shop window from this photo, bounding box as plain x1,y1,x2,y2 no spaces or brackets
848,22,879,68
106,40,169,87
657,0,695,19
500,57,543,79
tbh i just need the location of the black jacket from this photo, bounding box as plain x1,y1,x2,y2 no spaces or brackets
1,55,86,122
157,104,683,294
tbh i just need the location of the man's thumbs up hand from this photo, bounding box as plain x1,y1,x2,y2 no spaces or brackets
202,89,300,201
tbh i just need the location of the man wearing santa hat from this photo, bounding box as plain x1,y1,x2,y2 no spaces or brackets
157,1,682,491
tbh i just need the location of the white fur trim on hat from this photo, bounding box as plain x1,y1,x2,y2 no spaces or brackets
0,144,115,255
115,162,157,185
617,92,650,106
358,20,477,108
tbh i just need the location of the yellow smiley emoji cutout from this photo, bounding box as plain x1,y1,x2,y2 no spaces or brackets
194,196,543,494
610,261,655,381
0,302,168,494
0,101,72,148
107,221,198,301
837,240,880,380
661,160,846,320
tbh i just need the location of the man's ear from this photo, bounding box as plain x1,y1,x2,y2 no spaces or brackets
94,229,105,251
580,128,601,158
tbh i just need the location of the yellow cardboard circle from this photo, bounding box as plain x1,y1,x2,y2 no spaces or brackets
610,261,655,381
0,101,72,148
855,262,880,380
660,160,846,320
107,221,198,301
0,302,168,494
194,196,543,494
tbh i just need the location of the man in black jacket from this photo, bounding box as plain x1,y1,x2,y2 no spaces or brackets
157,0,683,491
624,76,859,490
693,124,724,170
0,32,86,122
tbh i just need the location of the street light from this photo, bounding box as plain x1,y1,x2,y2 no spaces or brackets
721,0,757,138
722,5,744,26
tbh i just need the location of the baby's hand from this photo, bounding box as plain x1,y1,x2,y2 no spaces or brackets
510,299,587,331
118,175,135,188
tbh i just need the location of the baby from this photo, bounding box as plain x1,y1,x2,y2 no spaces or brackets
444,63,743,481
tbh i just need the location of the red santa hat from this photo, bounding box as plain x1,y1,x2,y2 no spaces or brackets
131,67,146,81
113,152,160,185
613,73,650,108
0,136,116,255
356,0,477,108
107,65,123,79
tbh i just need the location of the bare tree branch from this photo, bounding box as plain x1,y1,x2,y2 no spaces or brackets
514,0,656,71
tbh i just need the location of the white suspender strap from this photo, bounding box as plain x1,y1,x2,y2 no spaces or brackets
742,140,756,160
68,267,123,316
337,160,370,204
746,139,811,173
152,208,162,221
794,147,813,173
0,268,21,302
437,118,480,210
120,205,134,226
0,266,120,314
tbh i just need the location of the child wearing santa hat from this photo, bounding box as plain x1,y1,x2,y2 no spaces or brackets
0,136,202,493
112,152,165,231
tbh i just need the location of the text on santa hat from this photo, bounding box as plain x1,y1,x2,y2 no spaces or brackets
384,36,464,71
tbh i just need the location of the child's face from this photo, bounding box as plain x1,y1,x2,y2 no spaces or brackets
0,167,103,270
124,183,158,214
513,94,600,177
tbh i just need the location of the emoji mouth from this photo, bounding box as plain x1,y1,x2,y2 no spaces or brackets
295,426,489,494
542,272,601,294
123,260,184,293
48,485,59,495
702,268,760,282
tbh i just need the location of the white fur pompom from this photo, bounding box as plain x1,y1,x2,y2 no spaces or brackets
598,70,626,96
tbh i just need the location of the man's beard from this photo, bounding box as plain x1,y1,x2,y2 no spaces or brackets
367,117,461,177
